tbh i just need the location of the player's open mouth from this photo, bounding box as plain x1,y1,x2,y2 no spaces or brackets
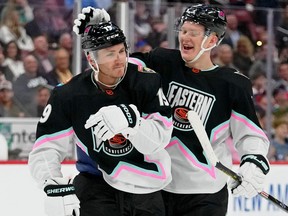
183,45,193,50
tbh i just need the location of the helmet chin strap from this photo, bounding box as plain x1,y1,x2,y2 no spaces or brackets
87,52,128,89
183,35,216,64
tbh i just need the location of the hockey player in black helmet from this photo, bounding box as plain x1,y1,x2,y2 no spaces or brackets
129,3,270,216
174,4,227,63
28,7,173,216
80,18,129,89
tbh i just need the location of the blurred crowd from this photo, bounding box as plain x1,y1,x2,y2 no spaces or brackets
0,0,287,161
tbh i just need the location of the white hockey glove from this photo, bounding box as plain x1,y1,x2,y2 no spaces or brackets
85,104,140,141
73,6,110,35
228,154,270,198
43,177,80,216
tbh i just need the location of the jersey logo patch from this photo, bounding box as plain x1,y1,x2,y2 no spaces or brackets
174,107,189,123
108,134,127,146
92,129,133,156
167,81,216,131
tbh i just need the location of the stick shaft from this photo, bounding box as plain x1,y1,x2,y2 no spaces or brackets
187,110,288,213
216,161,288,212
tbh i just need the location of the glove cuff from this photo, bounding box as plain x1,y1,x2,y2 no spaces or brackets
117,104,139,128
240,154,270,175
44,178,76,197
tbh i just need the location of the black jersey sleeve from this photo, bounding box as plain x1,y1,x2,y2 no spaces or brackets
226,70,270,157
123,64,173,154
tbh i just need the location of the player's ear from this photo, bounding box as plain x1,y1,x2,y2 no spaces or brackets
208,34,218,47
86,51,90,58
86,52,93,63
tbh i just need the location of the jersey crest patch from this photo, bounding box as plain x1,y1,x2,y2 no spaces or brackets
167,81,216,131
139,67,156,74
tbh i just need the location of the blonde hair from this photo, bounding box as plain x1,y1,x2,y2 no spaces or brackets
273,118,288,129
236,35,254,57
0,7,21,38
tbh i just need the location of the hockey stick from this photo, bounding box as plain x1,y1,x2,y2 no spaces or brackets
187,110,288,213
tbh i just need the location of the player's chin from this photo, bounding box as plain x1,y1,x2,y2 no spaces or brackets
180,49,193,60
114,68,125,77
181,54,194,62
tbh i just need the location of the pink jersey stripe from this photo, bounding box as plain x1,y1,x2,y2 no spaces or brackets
33,128,74,149
111,156,167,180
212,121,229,142
143,113,173,128
231,112,267,138
167,138,216,178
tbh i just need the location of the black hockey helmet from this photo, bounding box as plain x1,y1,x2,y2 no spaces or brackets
81,21,127,51
176,4,227,40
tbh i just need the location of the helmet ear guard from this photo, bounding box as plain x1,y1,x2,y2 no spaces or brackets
176,4,227,42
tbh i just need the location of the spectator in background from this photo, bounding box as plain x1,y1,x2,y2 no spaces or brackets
42,0,70,43
255,104,267,133
3,0,34,25
146,18,167,49
0,45,14,82
251,71,268,96
58,32,73,59
25,5,52,42
0,71,6,83
25,1,69,45
227,1,257,42
273,85,288,113
159,40,169,48
58,31,89,73
2,41,25,81
0,80,26,117
44,48,72,86
134,1,152,42
30,35,55,75
13,54,48,117
0,7,34,53
254,91,274,114
233,35,255,76
270,119,288,161
222,13,242,49
135,40,152,53
275,61,288,90
276,4,288,52
35,85,51,117
249,44,278,80
213,44,237,68
278,47,288,63
254,25,268,47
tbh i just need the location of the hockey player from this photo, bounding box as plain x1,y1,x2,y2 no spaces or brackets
129,4,270,216
28,8,173,216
